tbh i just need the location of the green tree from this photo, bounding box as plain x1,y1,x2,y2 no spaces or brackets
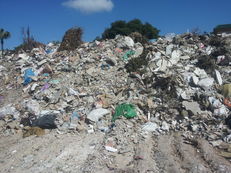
101,19,160,40
0,28,11,57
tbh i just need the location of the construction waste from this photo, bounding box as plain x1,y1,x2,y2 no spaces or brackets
0,33,231,165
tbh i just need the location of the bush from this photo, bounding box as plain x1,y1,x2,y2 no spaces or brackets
14,27,44,52
101,19,160,40
58,27,83,52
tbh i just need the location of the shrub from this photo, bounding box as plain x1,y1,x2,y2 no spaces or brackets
58,27,83,52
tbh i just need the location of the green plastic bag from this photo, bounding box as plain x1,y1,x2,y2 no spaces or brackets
122,50,135,61
112,103,137,121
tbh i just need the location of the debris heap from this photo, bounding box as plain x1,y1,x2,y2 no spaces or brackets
0,33,231,160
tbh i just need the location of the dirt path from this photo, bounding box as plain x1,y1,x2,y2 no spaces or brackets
0,130,231,173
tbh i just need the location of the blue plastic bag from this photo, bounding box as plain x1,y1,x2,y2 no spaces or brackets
23,68,35,85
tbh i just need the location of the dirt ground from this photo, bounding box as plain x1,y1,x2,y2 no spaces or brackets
0,129,231,173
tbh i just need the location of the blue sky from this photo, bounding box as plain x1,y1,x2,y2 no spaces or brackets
1,0,231,49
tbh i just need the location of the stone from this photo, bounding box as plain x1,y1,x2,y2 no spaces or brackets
124,36,134,47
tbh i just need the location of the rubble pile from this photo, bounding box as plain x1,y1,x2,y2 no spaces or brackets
0,33,231,157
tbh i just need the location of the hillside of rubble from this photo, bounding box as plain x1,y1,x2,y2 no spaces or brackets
0,33,231,173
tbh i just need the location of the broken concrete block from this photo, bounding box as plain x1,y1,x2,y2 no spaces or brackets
198,77,214,88
171,50,181,64
194,68,208,78
182,101,201,115
165,44,174,55
191,75,199,86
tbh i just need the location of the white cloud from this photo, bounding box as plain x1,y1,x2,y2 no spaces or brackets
63,0,114,14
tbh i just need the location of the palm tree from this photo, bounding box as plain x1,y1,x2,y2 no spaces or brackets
0,28,11,57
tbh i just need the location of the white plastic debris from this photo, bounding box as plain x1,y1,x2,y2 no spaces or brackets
87,108,110,122
161,121,170,131
191,75,199,86
193,68,208,78
24,99,41,116
142,122,159,132
214,70,223,85
197,77,214,88
0,104,20,119
105,146,118,152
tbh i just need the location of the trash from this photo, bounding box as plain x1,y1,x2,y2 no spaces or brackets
197,77,214,89
0,105,20,119
122,50,135,61
224,98,231,109
23,68,35,85
191,75,199,86
105,145,118,152
214,70,223,85
41,83,50,91
116,36,134,48
1,32,231,169
142,122,159,132
221,84,231,99
225,115,231,128
87,108,110,122
161,121,170,131
32,114,57,129
31,83,39,91
0,96,4,103
165,33,176,42
69,111,80,130
41,64,53,74
112,103,137,121
24,99,41,116
68,88,79,96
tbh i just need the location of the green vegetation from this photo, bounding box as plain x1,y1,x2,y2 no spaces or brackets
101,19,160,40
213,24,231,34
0,28,11,57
